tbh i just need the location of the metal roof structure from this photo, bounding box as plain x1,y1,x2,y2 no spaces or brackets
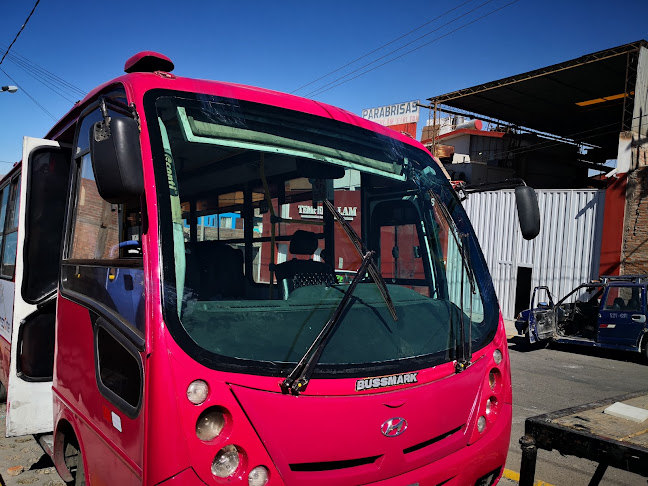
427,40,648,161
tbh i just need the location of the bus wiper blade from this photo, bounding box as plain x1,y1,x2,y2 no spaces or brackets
280,251,374,396
323,199,397,322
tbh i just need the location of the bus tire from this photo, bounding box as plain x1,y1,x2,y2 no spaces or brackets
63,436,86,486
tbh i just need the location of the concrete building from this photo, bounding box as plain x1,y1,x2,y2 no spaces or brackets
423,40,648,317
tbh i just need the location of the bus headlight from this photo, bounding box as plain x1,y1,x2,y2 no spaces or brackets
493,349,503,365
212,445,240,478
488,368,502,393
486,397,499,423
187,379,209,405
248,466,269,486
196,408,225,441
477,416,486,433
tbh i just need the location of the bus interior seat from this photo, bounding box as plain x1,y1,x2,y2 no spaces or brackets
274,230,335,299
185,241,245,300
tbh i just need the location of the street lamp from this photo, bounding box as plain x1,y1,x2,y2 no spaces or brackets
1,86,18,93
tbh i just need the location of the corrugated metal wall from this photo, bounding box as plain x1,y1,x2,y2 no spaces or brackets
463,189,605,319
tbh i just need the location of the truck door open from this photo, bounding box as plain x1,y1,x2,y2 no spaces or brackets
5,137,70,436
528,286,555,343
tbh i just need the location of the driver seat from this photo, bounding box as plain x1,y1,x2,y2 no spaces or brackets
274,230,335,299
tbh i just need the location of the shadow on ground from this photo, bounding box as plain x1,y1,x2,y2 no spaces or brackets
507,335,646,364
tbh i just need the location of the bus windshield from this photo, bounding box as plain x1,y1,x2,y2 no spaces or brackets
146,91,498,378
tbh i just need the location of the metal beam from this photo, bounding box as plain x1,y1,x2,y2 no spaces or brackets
428,40,647,104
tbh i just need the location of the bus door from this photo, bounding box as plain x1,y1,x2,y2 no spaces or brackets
5,137,70,436
55,104,145,484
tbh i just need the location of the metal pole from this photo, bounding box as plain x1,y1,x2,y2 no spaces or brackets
519,435,538,486
432,100,438,156
587,463,608,486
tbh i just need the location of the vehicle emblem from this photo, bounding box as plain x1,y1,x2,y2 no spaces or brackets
381,417,407,437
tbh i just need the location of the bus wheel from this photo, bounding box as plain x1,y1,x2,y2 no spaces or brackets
64,437,86,486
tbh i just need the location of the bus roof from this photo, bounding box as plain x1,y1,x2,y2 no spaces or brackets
45,52,425,153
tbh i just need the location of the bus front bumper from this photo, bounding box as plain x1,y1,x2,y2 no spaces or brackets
364,403,511,486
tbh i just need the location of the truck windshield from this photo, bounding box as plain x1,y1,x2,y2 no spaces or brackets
145,90,498,378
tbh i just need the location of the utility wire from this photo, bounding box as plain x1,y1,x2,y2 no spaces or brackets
0,0,59,121
0,0,41,66
0,67,56,120
305,0,498,97
0,45,86,98
306,0,519,98
5,56,79,104
290,0,476,94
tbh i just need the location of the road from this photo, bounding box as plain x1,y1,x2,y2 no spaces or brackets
0,335,646,485
505,334,648,485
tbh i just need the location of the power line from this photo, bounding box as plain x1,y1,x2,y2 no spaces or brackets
0,0,42,66
290,0,477,94
0,67,56,120
4,57,79,104
0,45,86,98
305,0,499,97
306,0,519,98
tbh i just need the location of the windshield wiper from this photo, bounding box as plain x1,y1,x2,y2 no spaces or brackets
280,251,375,395
323,199,397,321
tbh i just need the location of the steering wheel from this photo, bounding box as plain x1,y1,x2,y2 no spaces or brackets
573,304,584,317
110,240,142,257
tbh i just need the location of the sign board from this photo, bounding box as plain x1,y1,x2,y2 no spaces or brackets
298,204,357,221
362,100,420,126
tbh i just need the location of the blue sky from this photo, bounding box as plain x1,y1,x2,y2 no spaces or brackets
1,0,647,175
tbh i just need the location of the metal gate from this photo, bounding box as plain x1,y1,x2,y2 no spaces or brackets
463,189,605,320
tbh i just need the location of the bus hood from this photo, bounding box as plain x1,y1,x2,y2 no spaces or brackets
230,359,487,485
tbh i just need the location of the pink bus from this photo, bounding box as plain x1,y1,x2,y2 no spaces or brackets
0,51,538,486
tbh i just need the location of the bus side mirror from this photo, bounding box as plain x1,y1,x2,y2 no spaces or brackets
90,117,144,204
515,185,540,240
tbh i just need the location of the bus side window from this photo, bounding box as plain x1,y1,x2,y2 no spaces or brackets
0,177,21,278
95,323,142,417
62,105,145,334
0,186,9,271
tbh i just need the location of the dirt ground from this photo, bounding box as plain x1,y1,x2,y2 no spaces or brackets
0,403,64,486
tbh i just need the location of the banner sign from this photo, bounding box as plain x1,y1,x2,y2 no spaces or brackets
362,100,420,126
